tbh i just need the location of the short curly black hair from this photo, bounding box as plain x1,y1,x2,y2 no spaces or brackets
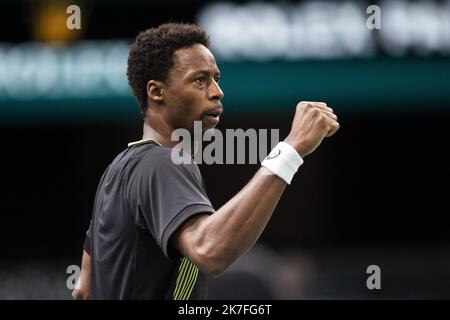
127,22,210,117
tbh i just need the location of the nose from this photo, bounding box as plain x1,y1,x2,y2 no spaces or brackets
208,79,224,101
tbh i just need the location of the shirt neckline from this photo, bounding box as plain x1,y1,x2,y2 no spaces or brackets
127,138,162,147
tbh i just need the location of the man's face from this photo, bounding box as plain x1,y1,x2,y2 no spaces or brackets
163,44,224,132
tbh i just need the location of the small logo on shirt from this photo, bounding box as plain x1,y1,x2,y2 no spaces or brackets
266,149,281,160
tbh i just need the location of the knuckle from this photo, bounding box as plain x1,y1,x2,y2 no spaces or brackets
320,102,331,110
329,121,339,132
317,110,326,120
298,101,311,109
318,115,328,127
311,107,320,116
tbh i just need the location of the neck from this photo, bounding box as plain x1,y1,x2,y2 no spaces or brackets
142,112,178,148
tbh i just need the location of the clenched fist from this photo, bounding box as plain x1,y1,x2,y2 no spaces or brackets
284,101,340,157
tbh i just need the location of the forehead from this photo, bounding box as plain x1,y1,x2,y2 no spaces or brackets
171,44,219,76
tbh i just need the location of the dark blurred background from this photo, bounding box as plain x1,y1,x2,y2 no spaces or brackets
1,0,449,299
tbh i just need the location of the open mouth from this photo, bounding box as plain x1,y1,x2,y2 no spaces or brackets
205,114,220,124
207,111,220,118
205,109,222,123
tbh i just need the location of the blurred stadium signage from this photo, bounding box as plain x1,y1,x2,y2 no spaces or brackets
0,0,449,122
0,41,130,101
198,0,450,60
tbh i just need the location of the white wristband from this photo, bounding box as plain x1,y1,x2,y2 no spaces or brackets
261,142,304,184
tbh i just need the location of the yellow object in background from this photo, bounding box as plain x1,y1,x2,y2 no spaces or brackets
30,0,88,44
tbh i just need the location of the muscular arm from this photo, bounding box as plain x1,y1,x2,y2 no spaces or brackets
174,167,286,277
174,102,340,277
72,249,91,300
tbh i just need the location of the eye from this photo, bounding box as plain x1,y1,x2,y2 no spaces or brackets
195,77,206,85
214,76,221,83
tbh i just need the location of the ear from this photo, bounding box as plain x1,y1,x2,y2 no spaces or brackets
147,80,164,103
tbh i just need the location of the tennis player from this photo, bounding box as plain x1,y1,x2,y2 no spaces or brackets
72,22,339,300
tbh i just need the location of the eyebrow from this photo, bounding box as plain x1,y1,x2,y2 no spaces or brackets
190,69,221,77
